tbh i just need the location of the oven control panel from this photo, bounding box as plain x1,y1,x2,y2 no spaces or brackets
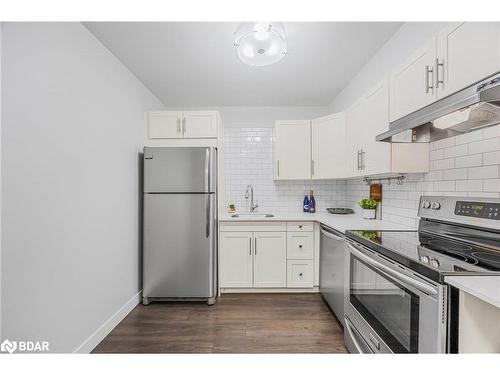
455,201,500,220
418,196,500,230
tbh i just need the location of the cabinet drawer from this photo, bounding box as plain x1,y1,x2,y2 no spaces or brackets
287,232,313,259
287,260,313,288
286,222,313,232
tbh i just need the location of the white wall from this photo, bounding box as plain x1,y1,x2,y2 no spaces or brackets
329,22,448,112
1,23,163,352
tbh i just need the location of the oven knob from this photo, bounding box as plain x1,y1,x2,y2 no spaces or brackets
430,259,440,268
431,202,441,210
421,255,430,264
421,201,431,209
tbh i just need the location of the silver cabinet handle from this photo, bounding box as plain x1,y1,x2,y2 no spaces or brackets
425,65,434,94
182,117,186,135
347,242,438,295
357,150,361,170
254,238,257,255
436,58,444,88
361,150,365,170
177,118,181,135
249,237,252,255
277,160,280,177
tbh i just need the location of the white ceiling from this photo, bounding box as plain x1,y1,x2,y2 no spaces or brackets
85,22,402,107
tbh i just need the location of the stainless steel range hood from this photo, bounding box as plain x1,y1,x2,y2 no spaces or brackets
377,73,500,143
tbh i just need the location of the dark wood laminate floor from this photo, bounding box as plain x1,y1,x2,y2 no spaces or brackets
93,293,347,353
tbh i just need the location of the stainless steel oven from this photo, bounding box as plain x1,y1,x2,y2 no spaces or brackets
344,239,447,354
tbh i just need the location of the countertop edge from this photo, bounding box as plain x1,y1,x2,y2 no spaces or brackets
445,276,500,309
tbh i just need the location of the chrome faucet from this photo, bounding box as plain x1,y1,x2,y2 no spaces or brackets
244,184,259,212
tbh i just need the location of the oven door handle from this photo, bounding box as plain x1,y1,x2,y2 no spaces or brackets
347,242,438,296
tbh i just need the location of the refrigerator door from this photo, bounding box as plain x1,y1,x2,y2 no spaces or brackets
143,192,216,298
143,147,216,193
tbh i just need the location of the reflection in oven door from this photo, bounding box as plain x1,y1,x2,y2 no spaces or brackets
344,241,447,354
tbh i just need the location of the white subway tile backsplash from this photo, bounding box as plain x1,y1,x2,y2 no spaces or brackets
483,179,500,192
468,138,500,155
431,158,455,171
455,179,483,192
443,168,467,180
455,154,482,168
467,165,499,179
224,126,499,227
443,144,468,158
483,151,500,166
455,130,483,145
432,137,455,150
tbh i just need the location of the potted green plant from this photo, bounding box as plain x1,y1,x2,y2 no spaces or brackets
358,198,378,219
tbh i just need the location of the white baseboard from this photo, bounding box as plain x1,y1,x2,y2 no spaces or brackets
73,291,142,353
220,287,319,293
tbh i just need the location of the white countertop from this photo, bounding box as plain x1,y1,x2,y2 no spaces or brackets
219,211,414,234
445,276,500,309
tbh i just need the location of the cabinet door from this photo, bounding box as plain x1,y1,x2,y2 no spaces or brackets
219,232,253,288
389,38,437,122
274,120,311,180
363,79,392,176
182,111,218,138
147,111,183,139
311,113,346,179
253,232,287,288
345,98,366,178
437,22,500,99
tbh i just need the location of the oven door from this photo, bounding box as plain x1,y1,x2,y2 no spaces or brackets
344,240,446,354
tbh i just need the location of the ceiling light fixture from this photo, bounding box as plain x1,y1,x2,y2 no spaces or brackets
234,22,287,67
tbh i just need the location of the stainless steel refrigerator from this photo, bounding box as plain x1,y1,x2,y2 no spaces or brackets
142,147,217,305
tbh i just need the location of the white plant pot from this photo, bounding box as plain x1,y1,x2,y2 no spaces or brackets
363,209,376,220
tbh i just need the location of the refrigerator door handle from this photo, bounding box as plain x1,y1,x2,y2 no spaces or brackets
205,194,210,238
205,148,210,193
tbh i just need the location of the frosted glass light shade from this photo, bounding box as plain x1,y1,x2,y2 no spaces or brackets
234,22,287,67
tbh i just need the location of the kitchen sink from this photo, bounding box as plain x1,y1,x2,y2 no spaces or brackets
230,213,275,218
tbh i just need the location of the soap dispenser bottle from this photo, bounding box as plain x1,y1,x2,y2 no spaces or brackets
308,190,316,213
303,195,309,213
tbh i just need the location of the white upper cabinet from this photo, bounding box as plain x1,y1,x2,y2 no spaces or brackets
362,80,392,176
182,111,219,138
436,22,500,99
347,79,430,177
146,110,218,140
147,111,183,139
311,113,346,179
345,96,367,178
390,22,500,122
274,120,311,180
389,38,437,122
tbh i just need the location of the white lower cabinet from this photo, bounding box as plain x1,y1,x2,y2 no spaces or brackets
287,260,313,288
253,232,287,288
219,221,317,290
219,232,253,288
219,228,286,289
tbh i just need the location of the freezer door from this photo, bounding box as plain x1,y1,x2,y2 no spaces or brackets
143,193,216,298
143,147,216,193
